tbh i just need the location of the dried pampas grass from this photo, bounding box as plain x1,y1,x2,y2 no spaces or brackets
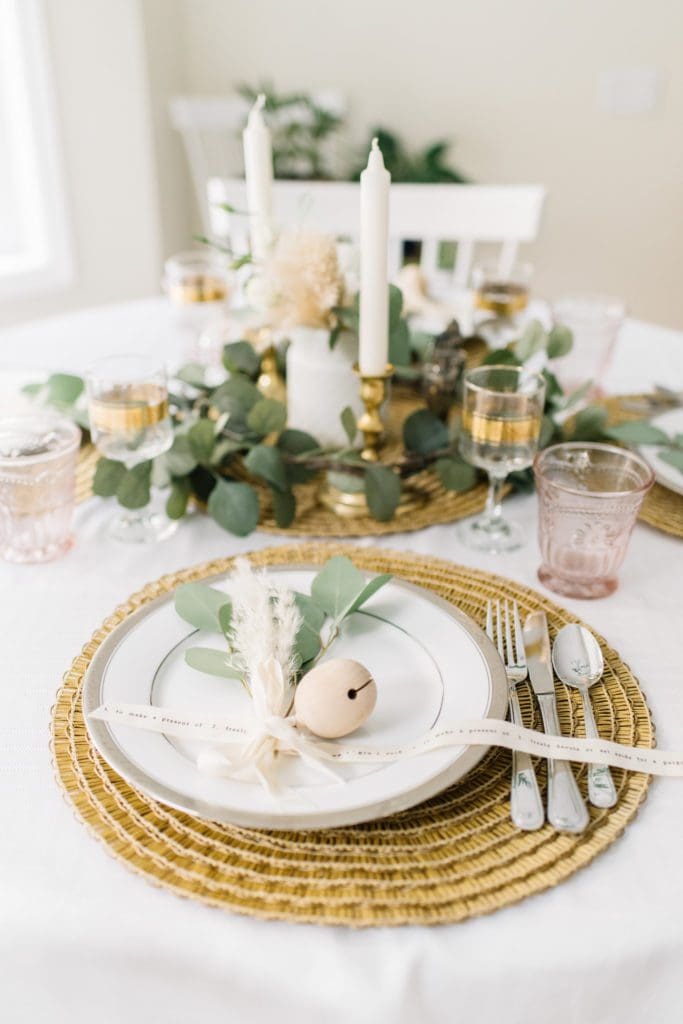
265,231,344,329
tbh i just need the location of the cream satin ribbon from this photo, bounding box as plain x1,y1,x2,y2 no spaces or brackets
89,699,683,779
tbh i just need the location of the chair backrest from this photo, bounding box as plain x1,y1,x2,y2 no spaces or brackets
207,178,546,292
169,96,247,231
170,92,347,231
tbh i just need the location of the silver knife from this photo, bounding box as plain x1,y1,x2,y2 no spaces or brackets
524,611,589,833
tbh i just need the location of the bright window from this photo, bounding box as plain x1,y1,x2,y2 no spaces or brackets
0,0,73,298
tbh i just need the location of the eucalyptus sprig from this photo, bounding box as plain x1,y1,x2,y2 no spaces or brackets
174,555,392,683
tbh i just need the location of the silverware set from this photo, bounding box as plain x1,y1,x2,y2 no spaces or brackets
486,599,616,833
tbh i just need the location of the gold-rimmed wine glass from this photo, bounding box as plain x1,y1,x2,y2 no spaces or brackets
472,260,532,348
458,364,546,553
86,355,175,543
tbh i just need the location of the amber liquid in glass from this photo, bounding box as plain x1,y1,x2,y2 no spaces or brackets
89,383,172,464
474,281,529,318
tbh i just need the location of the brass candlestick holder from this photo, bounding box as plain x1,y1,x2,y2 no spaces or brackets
356,363,393,461
321,362,423,519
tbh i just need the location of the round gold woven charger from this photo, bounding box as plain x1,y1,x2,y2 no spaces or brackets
603,396,683,539
51,543,654,928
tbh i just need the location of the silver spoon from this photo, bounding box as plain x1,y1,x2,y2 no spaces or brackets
552,624,618,809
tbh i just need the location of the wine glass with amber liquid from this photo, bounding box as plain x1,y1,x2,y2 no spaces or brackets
458,365,545,553
87,355,175,543
472,260,532,347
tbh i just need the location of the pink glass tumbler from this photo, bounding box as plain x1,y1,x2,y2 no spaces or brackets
534,442,654,599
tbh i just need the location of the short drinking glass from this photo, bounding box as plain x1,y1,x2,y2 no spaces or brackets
458,365,546,553
551,295,624,397
534,442,653,599
86,355,175,543
0,414,80,563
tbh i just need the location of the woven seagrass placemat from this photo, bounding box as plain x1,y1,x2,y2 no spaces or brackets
51,543,654,927
603,396,683,539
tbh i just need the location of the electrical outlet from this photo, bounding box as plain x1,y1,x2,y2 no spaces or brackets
597,66,663,115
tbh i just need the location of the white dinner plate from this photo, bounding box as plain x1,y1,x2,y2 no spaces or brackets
638,408,683,497
83,566,507,830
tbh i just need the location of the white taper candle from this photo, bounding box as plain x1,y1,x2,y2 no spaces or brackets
242,94,274,262
359,138,391,376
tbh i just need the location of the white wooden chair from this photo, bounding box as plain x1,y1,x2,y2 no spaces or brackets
169,93,347,232
207,177,546,295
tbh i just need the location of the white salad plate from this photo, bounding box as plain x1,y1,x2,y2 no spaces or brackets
637,407,683,497
83,566,507,830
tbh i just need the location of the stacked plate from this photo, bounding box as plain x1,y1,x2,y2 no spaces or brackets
83,567,507,830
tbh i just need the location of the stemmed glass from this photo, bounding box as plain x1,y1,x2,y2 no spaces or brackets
86,355,175,543
458,365,546,553
472,260,533,348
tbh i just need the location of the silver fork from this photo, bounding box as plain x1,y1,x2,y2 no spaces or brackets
487,599,544,831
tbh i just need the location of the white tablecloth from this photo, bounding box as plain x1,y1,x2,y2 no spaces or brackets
1,300,682,1024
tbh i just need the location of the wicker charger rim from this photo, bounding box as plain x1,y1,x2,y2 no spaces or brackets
51,543,654,927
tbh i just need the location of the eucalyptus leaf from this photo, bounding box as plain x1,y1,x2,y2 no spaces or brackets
547,325,573,359
410,331,435,360
605,421,671,445
21,382,44,397
340,406,357,444
561,379,592,411
246,397,287,436
270,486,296,527
175,582,231,632
175,363,208,388
514,320,546,362
212,375,260,416
184,647,242,679
218,603,233,636
244,444,288,491
508,468,535,493
116,462,152,510
222,340,260,377
328,323,342,350
166,478,191,520
310,555,366,619
293,592,326,663
277,428,320,484
569,405,609,442
364,464,401,521
403,409,449,454
188,418,215,463
539,414,559,448
310,555,392,622
165,434,198,476
46,373,84,405
92,458,125,497
388,283,404,327
434,457,477,492
481,347,520,367
278,428,319,455
207,478,259,536
210,438,245,465
659,448,683,474
543,368,564,409
345,572,393,615
389,317,411,366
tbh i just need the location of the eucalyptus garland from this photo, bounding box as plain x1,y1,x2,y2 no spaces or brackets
25,318,676,537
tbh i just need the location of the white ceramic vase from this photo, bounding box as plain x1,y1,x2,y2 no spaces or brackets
285,326,363,448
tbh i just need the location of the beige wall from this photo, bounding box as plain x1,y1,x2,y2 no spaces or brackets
175,0,683,327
